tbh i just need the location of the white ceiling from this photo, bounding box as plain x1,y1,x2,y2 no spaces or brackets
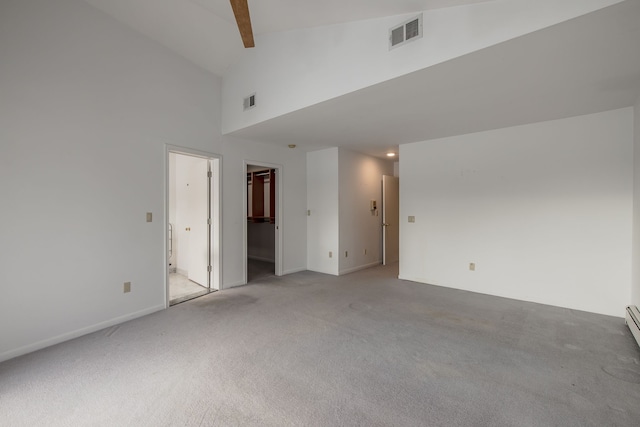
82,0,640,159
83,0,491,76
228,0,640,158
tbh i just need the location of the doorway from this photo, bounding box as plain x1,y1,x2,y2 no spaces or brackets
245,162,282,283
167,149,221,305
382,175,399,265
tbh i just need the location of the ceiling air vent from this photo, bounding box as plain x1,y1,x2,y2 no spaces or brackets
389,14,423,50
243,93,256,111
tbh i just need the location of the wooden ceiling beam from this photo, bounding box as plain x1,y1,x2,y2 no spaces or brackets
230,0,255,48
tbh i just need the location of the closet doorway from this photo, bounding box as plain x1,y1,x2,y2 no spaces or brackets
167,149,221,305
245,162,282,283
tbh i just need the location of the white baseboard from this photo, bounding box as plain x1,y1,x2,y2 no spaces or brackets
339,261,381,276
223,280,247,290
0,304,166,363
282,267,307,275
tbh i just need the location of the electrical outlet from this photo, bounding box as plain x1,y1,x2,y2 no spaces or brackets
364,249,367,255
408,216,415,223
123,282,131,293
146,212,152,222
469,263,475,271
329,251,332,258
345,251,348,257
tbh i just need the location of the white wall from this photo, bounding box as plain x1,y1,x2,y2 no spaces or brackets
338,149,393,274
307,148,340,275
633,96,640,307
399,108,633,317
222,0,622,134
0,0,307,362
222,137,307,281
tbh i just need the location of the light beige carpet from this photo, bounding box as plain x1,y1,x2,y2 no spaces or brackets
1,264,639,426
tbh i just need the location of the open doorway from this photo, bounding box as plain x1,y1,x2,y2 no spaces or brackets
245,162,282,283
382,175,399,265
167,149,221,305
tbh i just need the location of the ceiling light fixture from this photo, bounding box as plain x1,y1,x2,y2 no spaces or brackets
387,152,396,157
288,144,296,149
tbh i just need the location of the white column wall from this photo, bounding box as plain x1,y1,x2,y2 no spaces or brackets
307,148,340,275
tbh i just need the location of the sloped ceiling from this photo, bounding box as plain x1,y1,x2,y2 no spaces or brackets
83,0,490,76
227,0,640,157
81,0,640,158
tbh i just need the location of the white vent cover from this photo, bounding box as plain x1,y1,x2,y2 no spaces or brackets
389,14,423,50
243,93,256,111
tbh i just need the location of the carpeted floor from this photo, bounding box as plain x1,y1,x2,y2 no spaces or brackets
1,264,639,426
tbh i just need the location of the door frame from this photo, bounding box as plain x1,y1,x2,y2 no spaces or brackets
243,160,283,283
165,145,223,308
382,175,400,265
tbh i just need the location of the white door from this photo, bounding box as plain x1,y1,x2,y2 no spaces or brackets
382,175,399,265
187,158,210,287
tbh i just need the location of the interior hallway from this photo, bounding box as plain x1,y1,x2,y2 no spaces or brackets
1,264,639,426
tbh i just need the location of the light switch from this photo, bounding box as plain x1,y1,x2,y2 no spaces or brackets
408,216,415,223
146,212,153,222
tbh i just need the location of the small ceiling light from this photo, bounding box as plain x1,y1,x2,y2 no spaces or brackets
387,152,396,157
288,144,296,149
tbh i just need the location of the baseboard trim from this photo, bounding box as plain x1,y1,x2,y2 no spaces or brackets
339,261,381,276
282,267,307,275
223,280,247,289
0,304,166,363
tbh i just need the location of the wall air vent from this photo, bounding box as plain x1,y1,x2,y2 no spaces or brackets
389,14,423,50
243,93,256,111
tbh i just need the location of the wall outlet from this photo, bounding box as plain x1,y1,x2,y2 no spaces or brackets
124,282,131,293
146,212,152,222
307,210,311,216
345,251,348,257
408,216,415,223
364,249,367,255
329,251,332,258
469,263,476,271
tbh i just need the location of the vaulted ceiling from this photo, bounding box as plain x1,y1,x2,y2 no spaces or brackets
83,0,491,76
82,0,640,158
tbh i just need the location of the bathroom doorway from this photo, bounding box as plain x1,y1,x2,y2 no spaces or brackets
167,149,221,305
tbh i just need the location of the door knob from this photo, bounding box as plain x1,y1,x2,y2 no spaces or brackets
382,223,390,227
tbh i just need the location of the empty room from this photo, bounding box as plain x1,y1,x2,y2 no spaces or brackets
2,0,640,425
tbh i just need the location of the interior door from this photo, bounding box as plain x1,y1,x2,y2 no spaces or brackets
187,158,210,287
382,175,400,265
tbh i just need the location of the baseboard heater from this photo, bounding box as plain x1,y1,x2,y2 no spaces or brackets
626,305,640,348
